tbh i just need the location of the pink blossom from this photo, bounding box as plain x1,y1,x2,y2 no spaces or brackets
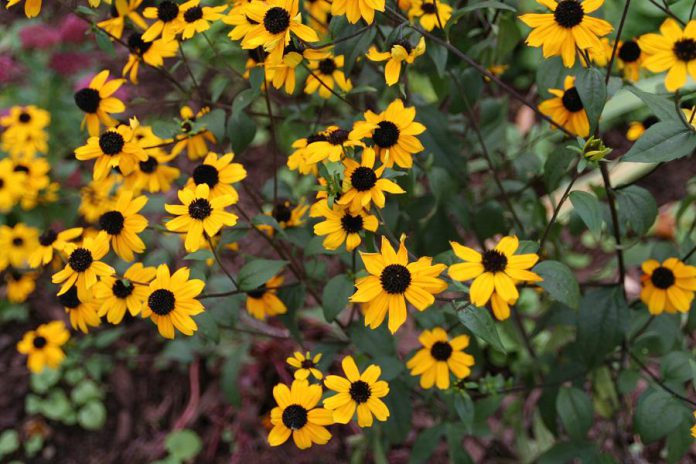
59,15,89,44
0,56,21,83
50,52,93,76
19,24,60,50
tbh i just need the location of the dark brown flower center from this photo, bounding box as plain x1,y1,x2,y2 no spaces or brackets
306,133,328,144
128,33,153,55
183,6,203,23
157,0,179,21
372,121,400,148
341,214,364,233
651,266,675,289
380,264,411,294
19,112,31,123
112,279,134,299
139,156,159,173
39,229,58,246
349,380,371,403
301,359,315,368
554,0,584,28
273,203,292,223
430,341,453,361
482,249,508,273
59,286,81,308
263,7,290,34
99,210,125,235
188,198,212,220
99,131,126,155
246,287,267,299
192,164,219,187
33,336,47,349
618,40,641,63
12,237,23,247
74,88,100,114
350,166,377,191
674,38,696,62
68,248,93,272
561,87,584,112
327,128,349,145
393,38,413,54
421,2,436,14
148,288,176,315
318,58,337,75
13,164,29,173
282,404,308,429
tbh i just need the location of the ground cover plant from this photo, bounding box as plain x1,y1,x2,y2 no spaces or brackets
2,0,696,462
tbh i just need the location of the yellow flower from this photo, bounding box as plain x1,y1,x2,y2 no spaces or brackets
0,105,50,158
268,379,333,449
6,0,41,17
539,75,590,137
331,0,384,24
141,264,205,338
640,258,696,315
313,202,378,251
323,356,390,427
287,351,323,380
29,227,83,268
60,285,102,333
305,51,353,98
52,231,114,296
304,125,361,164
367,37,426,86
245,274,288,320
75,118,148,180
337,147,405,213
287,131,327,176
615,38,645,82
94,263,157,324
5,271,37,303
122,32,179,84
406,327,475,389
0,223,39,270
0,158,26,212
448,236,542,321
640,19,696,92
142,0,185,41
179,0,227,40
351,236,448,333
79,177,117,223
97,0,146,39
265,42,305,93
165,184,238,252
10,155,52,210
626,116,658,141
408,0,452,31
171,106,217,160
124,125,181,193
350,99,426,168
73,70,126,136
17,321,70,373
97,190,148,261
185,152,247,202
519,0,613,68
258,200,309,236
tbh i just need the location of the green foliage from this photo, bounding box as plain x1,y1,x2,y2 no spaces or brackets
534,261,581,310
236,259,288,291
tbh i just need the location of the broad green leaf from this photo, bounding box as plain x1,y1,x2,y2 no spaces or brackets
576,67,607,134
627,87,681,122
576,287,629,367
556,387,593,441
569,191,603,237
184,249,214,261
165,429,202,460
457,305,506,352
622,121,696,162
634,390,685,443
0,430,19,458
322,274,354,321
227,110,256,154
196,108,227,142
237,259,287,291
409,424,445,464
454,394,474,433
427,42,448,78
221,349,245,406
615,185,657,235
533,261,581,310
382,379,412,443
77,400,107,430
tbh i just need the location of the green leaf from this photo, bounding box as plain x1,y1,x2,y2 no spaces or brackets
93,28,116,57
556,387,593,441
569,191,603,237
382,379,412,444
70,379,103,406
165,429,203,461
457,305,506,353
576,67,607,134
0,430,19,458
615,185,657,236
533,261,581,310
184,249,214,261
30,368,61,393
627,87,681,122
457,1,515,13
221,348,245,406
576,287,629,367
227,110,257,154
197,108,227,142
622,121,696,162
634,390,685,443
409,424,445,464
454,394,474,434
237,259,287,291
77,400,107,430
427,42,448,78
322,274,354,321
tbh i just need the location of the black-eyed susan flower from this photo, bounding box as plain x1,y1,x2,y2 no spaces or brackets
97,191,148,261
626,115,658,141
185,152,247,202
258,200,309,236
17,321,70,373
287,351,323,381
406,327,475,390
539,75,590,137
179,0,227,40
10,155,51,210
0,223,39,270
305,51,353,98
94,262,156,324
74,70,126,136
323,356,389,427
140,264,205,338
640,258,696,315
123,32,179,84
519,0,612,68
97,0,147,39
5,271,37,303
126,150,181,193
367,37,426,86
0,158,26,212
79,177,117,223
337,147,405,213
245,274,288,320
313,202,378,251
242,0,319,64
0,105,50,142
171,106,217,160
287,132,327,175
268,379,333,449
59,285,101,333
142,0,185,41
52,231,114,296
640,19,696,92
351,236,448,333
223,3,257,42
350,99,426,168
28,227,83,268
408,0,452,31
266,42,305,94
165,183,238,252
5,0,41,17
331,0,384,24
75,118,148,180
615,39,645,82
448,236,542,321
305,126,361,164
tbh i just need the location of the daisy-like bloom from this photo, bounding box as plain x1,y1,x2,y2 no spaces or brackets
408,0,452,31
323,356,390,427
266,42,305,94
179,0,227,40
140,264,205,338
367,37,426,86
640,19,696,92
10,155,51,211
165,184,238,252
241,0,319,64
287,132,326,175
406,328,475,390
0,223,39,270
519,0,613,68
52,231,114,296
171,106,217,160
448,236,542,321
287,352,323,381
17,321,70,373
125,150,181,193
0,105,50,144
337,147,405,214
5,0,42,17
79,177,116,223
304,0,331,31
142,0,185,41
640,258,696,315
185,152,247,203
5,271,37,303
349,99,426,168
626,115,658,141
268,379,333,449
305,126,361,164
75,118,148,180
59,285,102,333
305,51,353,99
331,0,384,24
97,0,147,39
28,227,83,268
94,263,157,324
539,75,590,137
245,275,288,320
97,191,148,261
73,70,126,136
0,158,26,213
615,38,645,82
123,32,179,84
258,200,309,236
350,236,448,333
313,202,378,251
